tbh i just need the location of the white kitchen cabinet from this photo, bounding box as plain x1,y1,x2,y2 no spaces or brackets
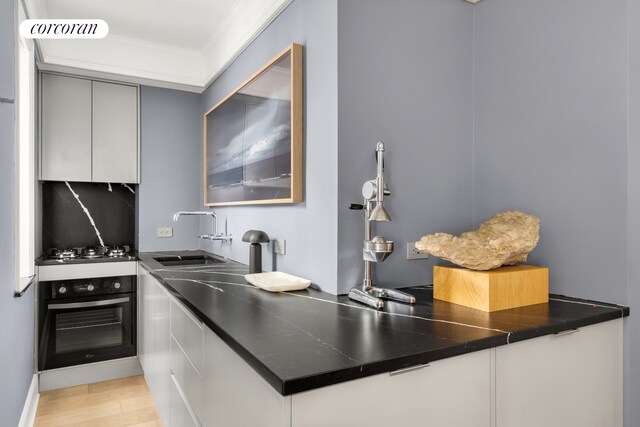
140,269,206,427
140,268,288,427
202,327,291,427
137,267,624,427
291,350,492,427
170,335,204,424
170,298,205,423
201,331,490,427
138,269,171,424
40,73,92,181
170,298,204,374
496,318,623,427
40,73,139,183
92,81,138,183
170,373,201,427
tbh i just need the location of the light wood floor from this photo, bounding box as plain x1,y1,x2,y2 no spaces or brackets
34,375,162,427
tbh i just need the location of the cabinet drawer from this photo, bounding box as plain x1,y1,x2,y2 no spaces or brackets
496,319,623,427
171,335,203,423
170,374,200,427
291,349,491,427
170,298,204,373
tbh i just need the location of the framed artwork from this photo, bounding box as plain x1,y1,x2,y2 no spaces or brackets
204,44,303,206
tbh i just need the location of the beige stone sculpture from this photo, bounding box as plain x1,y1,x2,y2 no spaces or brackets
415,211,540,270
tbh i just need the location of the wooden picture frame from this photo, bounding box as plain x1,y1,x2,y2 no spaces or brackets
204,44,303,206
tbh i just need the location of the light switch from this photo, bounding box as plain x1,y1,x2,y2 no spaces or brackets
274,239,286,255
157,227,173,238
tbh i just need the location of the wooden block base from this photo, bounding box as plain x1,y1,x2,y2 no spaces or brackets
433,265,549,312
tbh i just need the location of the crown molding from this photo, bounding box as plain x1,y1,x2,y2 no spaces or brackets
202,0,295,88
36,61,203,93
37,37,205,86
23,0,293,92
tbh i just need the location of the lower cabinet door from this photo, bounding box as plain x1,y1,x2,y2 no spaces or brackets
170,373,201,427
291,349,492,427
202,328,290,427
496,319,623,427
139,271,171,425
171,335,203,422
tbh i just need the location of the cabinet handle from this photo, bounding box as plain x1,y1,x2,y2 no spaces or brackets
389,363,429,376
555,328,580,337
48,296,130,310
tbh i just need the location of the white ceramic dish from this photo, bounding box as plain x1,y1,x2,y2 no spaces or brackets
244,271,311,292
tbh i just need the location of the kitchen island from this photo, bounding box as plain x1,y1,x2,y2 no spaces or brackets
138,250,628,427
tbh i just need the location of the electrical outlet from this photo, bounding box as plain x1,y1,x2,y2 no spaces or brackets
407,242,428,260
274,239,286,255
157,227,173,238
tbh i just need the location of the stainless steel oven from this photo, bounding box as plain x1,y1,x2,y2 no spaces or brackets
38,275,136,371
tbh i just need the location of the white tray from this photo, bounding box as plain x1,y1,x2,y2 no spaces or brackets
244,272,311,292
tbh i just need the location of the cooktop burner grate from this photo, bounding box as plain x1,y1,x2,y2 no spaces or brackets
44,245,135,263
48,249,80,260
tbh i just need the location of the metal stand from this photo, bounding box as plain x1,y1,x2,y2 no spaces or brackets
348,142,416,310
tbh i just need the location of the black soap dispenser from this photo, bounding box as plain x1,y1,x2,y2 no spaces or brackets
242,230,270,274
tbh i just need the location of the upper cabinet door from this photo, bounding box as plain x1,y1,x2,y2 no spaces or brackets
40,74,92,182
92,81,139,183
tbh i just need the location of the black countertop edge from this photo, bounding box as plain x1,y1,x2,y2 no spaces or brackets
503,310,628,345
140,259,630,396
281,309,628,395
280,337,507,395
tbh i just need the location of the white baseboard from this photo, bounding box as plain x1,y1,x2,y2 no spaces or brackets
18,374,39,427
39,357,143,392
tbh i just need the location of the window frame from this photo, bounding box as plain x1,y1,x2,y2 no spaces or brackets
14,2,36,296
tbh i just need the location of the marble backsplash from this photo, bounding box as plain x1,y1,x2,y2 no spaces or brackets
42,181,136,251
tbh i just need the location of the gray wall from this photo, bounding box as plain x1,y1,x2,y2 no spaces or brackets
473,0,628,304
199,0,339,293
336,0,474,294
628,0,640,424
138,86,202,251
473,0,634,424
0,0,36,424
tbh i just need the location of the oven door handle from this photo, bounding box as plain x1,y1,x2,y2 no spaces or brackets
48,296,130,310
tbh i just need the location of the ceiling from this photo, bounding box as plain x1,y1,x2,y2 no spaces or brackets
24,0,294,92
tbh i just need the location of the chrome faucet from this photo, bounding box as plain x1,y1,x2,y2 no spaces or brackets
173,211,232,241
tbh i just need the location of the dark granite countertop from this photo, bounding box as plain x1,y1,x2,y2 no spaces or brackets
139,250,629,396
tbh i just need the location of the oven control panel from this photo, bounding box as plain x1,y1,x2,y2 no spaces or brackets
40,275,135,300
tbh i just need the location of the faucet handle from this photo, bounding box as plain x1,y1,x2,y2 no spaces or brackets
348,203,364,210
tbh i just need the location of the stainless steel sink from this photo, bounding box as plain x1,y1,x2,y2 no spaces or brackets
153,255,226,267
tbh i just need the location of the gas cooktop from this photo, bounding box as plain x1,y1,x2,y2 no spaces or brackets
37,245,138,266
